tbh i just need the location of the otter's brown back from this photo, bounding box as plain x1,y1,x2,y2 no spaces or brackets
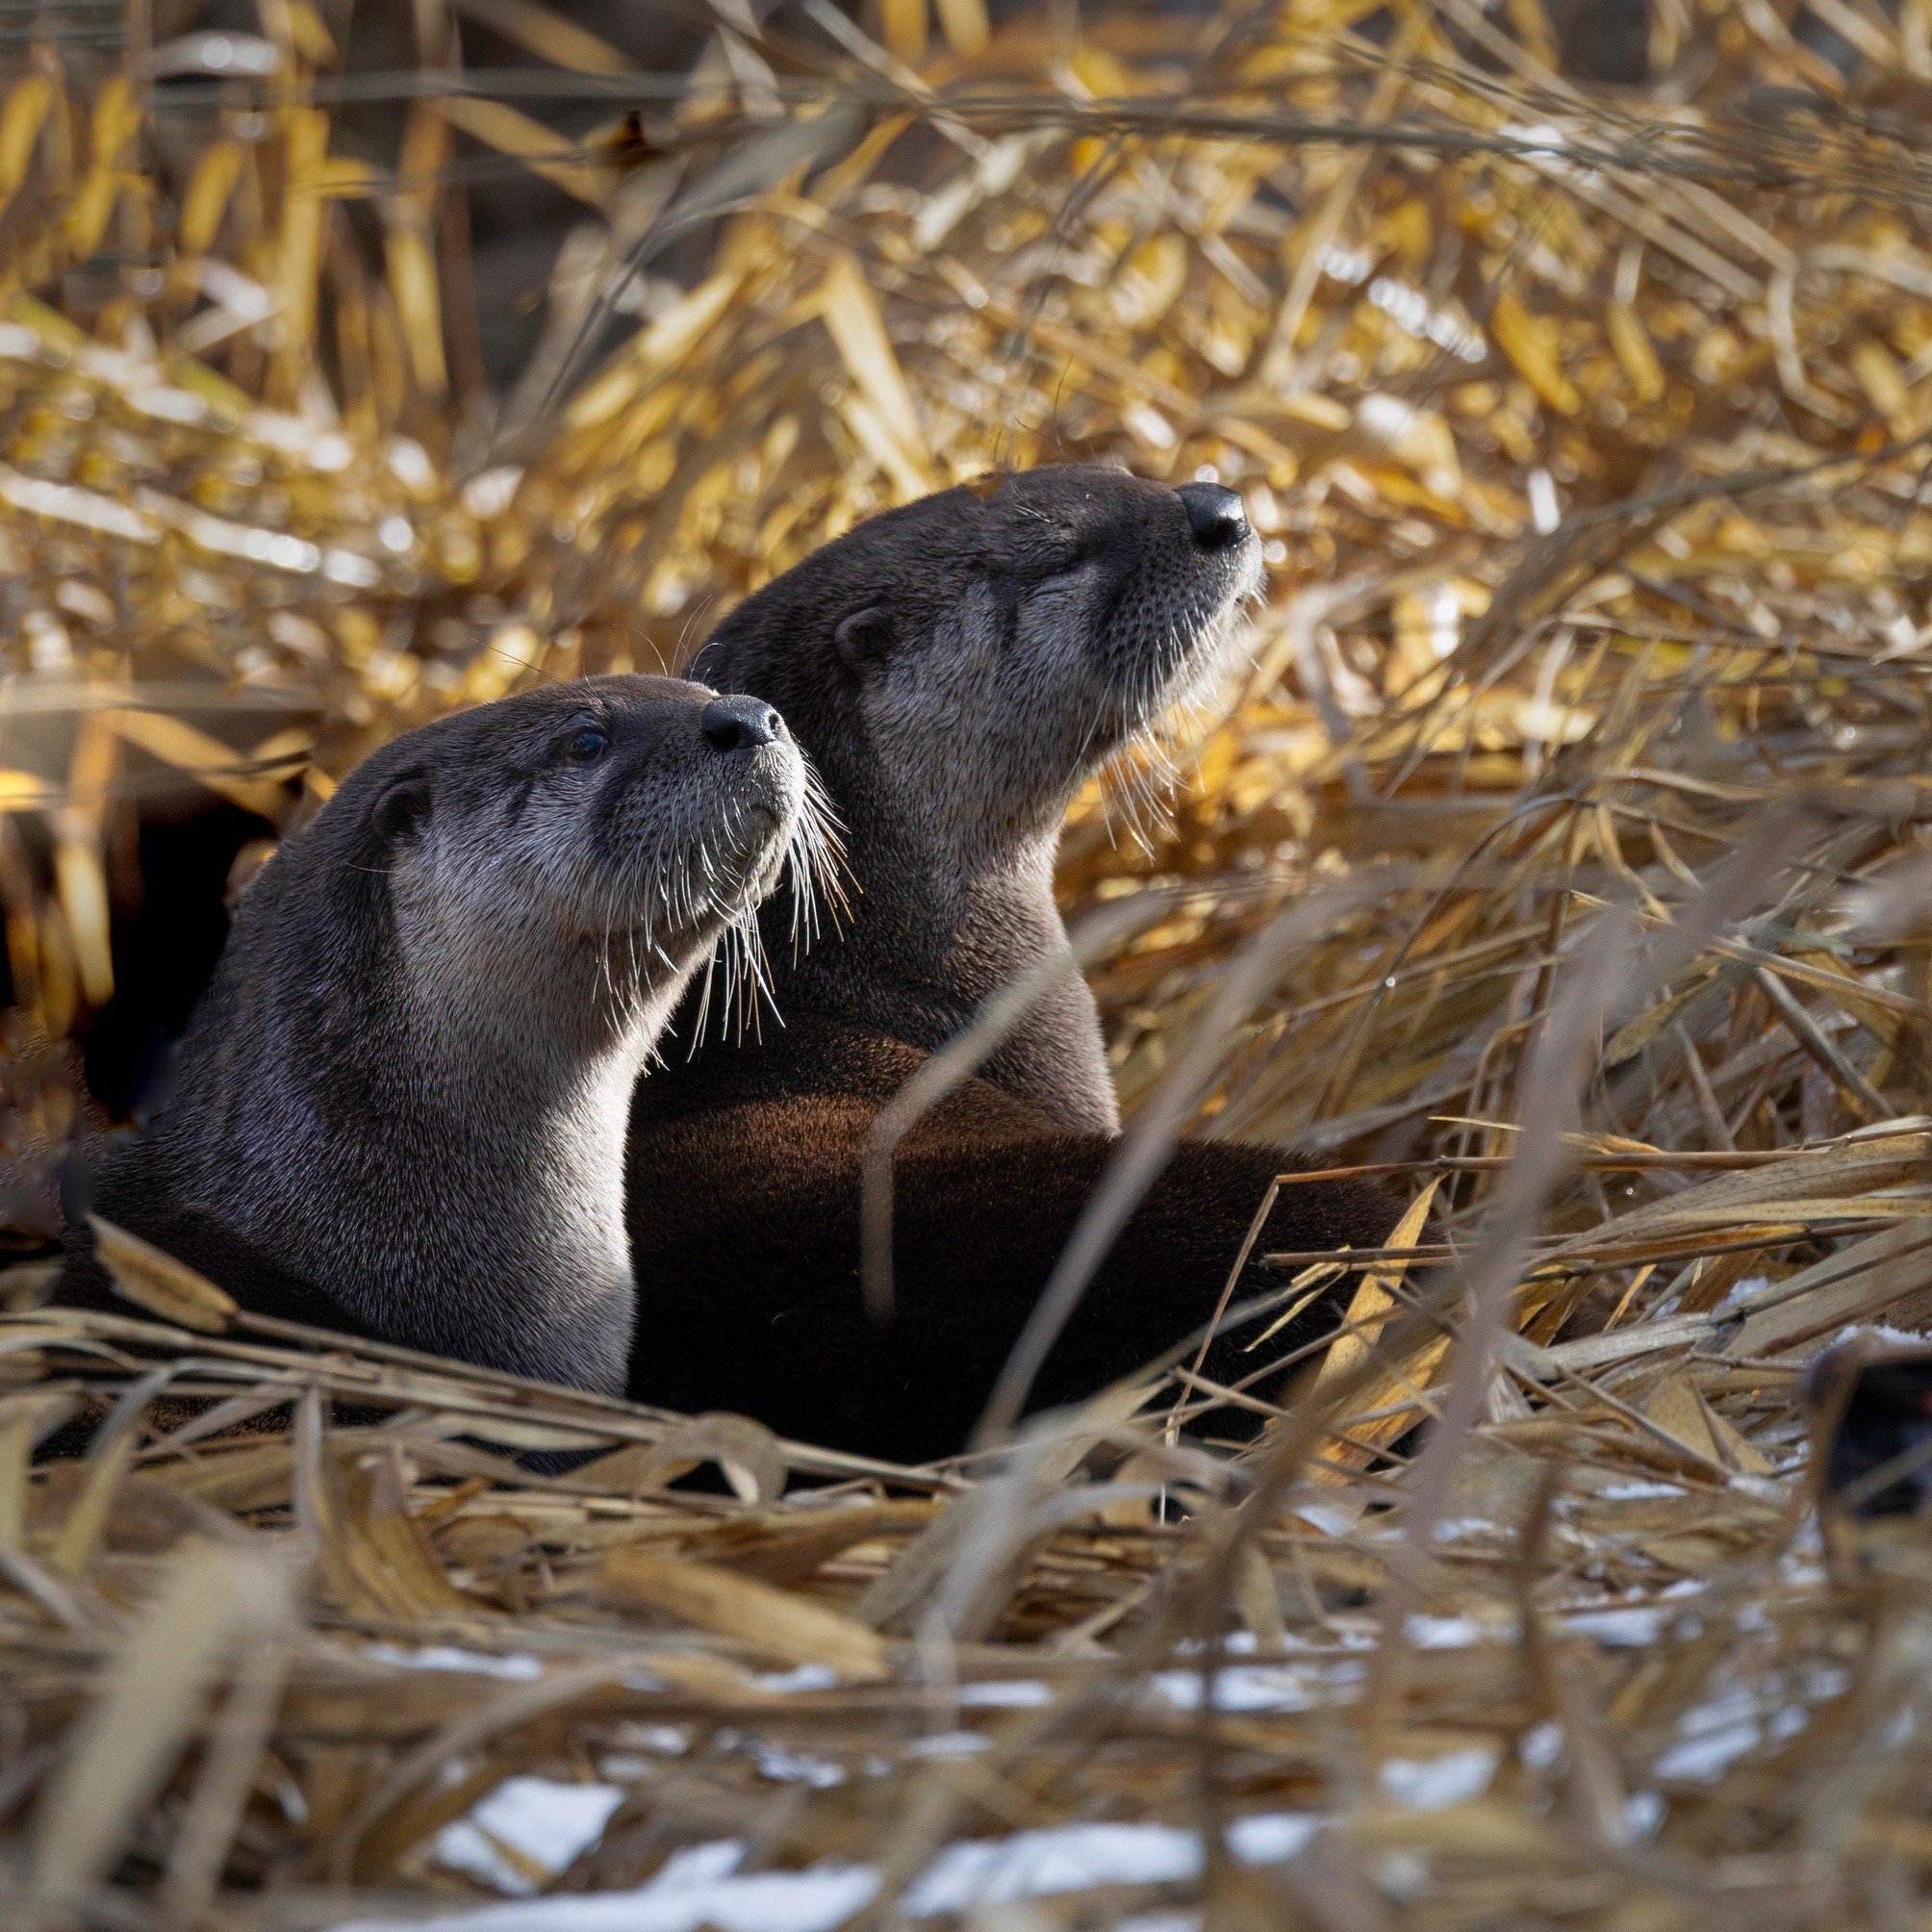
624,1012,1393,1462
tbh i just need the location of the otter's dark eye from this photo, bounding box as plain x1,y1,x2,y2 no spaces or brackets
564,727,609,765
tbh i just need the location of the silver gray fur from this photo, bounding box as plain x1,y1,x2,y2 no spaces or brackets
688,465,1262,1132
93,675,817,1393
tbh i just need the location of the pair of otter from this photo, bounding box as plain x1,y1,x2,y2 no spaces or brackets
66,467,1389,1462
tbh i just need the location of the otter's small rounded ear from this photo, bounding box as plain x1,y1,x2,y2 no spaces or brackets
371,775,430,844
834,607,893,674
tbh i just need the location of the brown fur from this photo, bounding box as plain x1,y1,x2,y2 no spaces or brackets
628,1013,1392,1462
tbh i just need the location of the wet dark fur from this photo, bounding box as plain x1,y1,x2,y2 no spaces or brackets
63,676,807,1395
626,467,1393,1457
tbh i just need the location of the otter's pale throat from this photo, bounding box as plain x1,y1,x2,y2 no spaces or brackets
377,948,689,1392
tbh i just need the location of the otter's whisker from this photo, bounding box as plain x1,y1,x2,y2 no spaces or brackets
689,939,722,1050
784,757,852,958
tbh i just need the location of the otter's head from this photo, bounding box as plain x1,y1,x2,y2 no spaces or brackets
277,675,833,1055
688,465,1260,861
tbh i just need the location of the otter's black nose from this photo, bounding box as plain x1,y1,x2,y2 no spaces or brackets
1176,481,1249,551
701,696,783,752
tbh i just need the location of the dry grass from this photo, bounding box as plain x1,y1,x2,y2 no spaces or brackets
6,0,1932,1925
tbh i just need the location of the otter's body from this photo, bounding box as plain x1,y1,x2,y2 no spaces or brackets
629,1013,1391,1462
65,676,822,1395
625,467,1391,1452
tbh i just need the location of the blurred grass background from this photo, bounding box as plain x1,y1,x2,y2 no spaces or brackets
6,0,1932,1924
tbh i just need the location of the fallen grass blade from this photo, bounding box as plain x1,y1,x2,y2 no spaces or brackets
602,1545,893,1682
31,1543,287,1899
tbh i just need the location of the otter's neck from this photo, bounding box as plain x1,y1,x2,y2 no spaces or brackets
765,826,1120,1135
402,995,657,1392
189,950,671,1397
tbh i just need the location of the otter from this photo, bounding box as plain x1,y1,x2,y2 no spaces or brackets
625,467,1393,1461
64,675,827,1396
688,465,1263,1134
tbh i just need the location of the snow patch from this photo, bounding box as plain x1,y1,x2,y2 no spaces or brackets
751,1665,841,1694
1378,1749,1497,1811
1151,1662,1362,1714
1404,1614,1489,1649
956,1678,1055,1708
337,1809,1326,1932
359,1644,544,1680
1563,1606,1668,1646
436,1780,624,1895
